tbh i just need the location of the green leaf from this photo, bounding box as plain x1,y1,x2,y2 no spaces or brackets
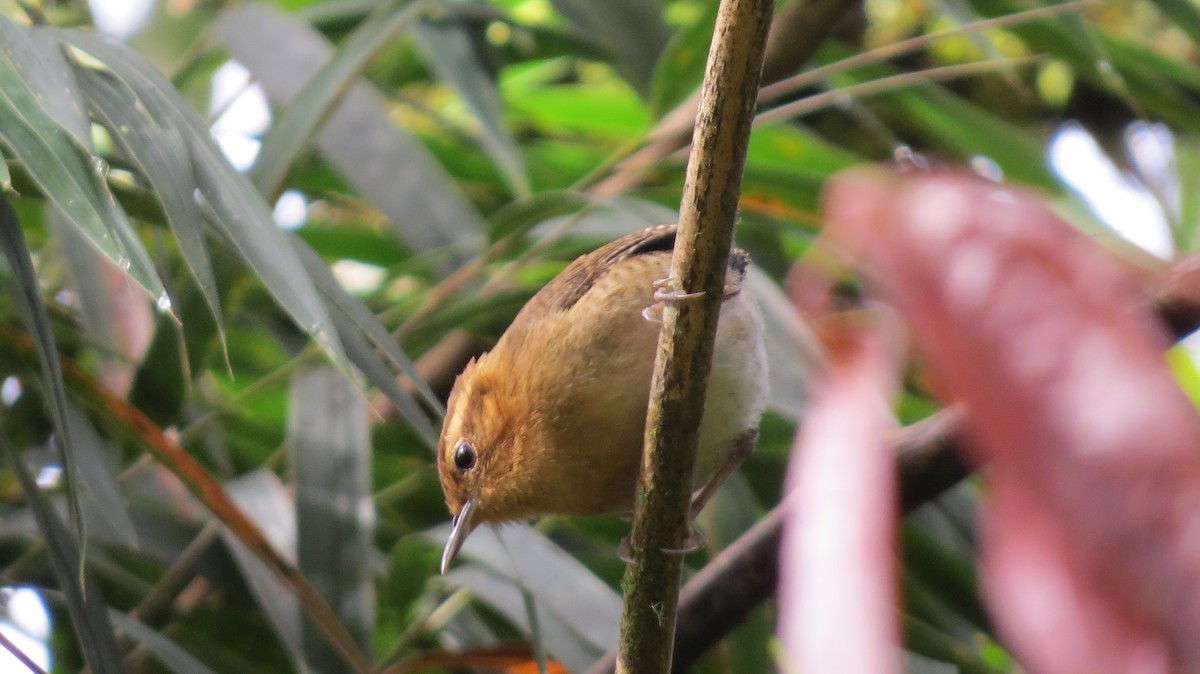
550,0,670,96
65,403,140,549
486,190,593,241
5,25,90,146
0,145,10,191
966,0,1200,133
437,523,620,672
0,18,167,304
817,45,1059,189
292,238,442,450
215,3,486,261
245,0,430,198
74,64,225,346
290,367,374,666
648,0,717,118
414,17,530,197
219,470,304,664
904,614,1005,674
107,610,221,674
51,28,351,377
0,436,124,674
0,192,89,553
383,534,440,622
744,269,824,422
506,79,650,141
1148,0,1200,55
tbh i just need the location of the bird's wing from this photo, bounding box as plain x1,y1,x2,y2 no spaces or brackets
531,224,678,315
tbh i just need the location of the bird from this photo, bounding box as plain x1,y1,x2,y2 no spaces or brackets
436,224,768,573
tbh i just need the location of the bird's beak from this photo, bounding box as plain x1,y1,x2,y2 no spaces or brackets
440,497,478,574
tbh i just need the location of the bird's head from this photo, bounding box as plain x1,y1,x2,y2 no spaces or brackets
437,353,545,573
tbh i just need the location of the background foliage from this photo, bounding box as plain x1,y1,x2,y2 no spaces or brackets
0,0,1196,672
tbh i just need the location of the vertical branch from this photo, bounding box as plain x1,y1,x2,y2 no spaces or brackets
614,0,774,672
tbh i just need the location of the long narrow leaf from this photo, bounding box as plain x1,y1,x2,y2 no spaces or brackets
0,321,371,672
246,0,431,198
0,18,166,304
74,65,225,344
0,436,123,674
37,591,222,674
220,471,304,665
290,367,374,667
293,238,443,435
107,610,219,674
0,145,10,191
550,0,670,96
413,18,530,197
215,4,486,259
435,523,620,671
49,29,351,376
2,24,90,147
65,403,139,548
1148,0,1200,60
0,192,88,553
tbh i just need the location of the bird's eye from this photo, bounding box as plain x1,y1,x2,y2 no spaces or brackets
453,441,477,471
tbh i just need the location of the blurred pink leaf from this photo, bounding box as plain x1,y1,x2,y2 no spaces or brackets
823,169,1200,674
777,314,904,674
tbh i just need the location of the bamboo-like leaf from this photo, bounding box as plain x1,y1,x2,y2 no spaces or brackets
40,589,223,674
0,18,167,304
49,28,350,376
219,470,304,665
48,207,127,374
289,367,374,667
745,269,825,422
106,610,220,674
293,238,442,446
648,0,718,118
74,65,225,344
215,4,486,259
64,403,139,549
246,0,430,198
0,437,124,674
486,190,594,242
550,0,670,96
2,23,90,147
435,523,620,672
967,0,1200,132
1147,0,1200,57
904,615,1004,674
0,318,370,672
0,192,88,552
0,145,10,191
413,18,530,197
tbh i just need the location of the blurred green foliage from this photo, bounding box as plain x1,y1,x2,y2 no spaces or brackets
0,0,1196,672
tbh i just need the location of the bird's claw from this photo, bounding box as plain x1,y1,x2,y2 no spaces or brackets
643,277,706,323
652,277,706,303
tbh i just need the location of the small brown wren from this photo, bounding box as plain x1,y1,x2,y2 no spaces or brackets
437,224,768,573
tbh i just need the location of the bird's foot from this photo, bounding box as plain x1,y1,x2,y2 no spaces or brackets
642,277,707,323
653,277,706,303
618,535,634,563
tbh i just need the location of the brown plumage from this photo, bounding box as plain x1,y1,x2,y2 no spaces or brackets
437,225,768,572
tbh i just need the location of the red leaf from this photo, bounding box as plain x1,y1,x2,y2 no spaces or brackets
777,313,905,674
824,169,1200,673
